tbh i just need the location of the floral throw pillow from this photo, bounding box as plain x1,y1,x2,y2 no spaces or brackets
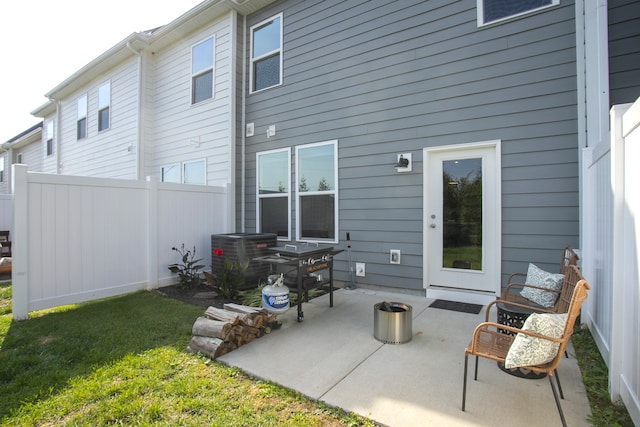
505,313,567,368
520,263,564,308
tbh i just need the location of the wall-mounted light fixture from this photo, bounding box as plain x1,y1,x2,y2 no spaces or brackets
395,153,412,172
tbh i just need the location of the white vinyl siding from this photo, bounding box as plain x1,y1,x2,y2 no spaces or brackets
57,57,139,179
16,140,43,172
150,12,234,186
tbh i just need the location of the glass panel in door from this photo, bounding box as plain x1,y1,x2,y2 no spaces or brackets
442,158,482,271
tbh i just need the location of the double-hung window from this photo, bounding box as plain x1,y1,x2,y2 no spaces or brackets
257,148,291,240
191,37,214,104
46,121,54,156
98,81,110,131
77,95,87,140
250,13,282,93
0,156,4,182
296,141,338,242
478,0,558,26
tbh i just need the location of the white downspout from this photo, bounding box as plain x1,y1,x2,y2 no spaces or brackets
126,41,143,180
241,14,247,232
227,11,238,233
575,0,587,151
49,98,62,174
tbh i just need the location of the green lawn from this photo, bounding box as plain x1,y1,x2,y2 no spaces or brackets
0,284,375,426
1,281,635,426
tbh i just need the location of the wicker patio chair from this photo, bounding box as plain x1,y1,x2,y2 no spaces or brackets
462,265,590,427
485,249,581,323
498,246,579,312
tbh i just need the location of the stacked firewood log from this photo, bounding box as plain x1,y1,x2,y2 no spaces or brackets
187,303,279,359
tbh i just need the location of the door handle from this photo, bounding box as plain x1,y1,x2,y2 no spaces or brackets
430,224,436,228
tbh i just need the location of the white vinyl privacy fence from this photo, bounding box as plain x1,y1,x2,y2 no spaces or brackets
582,98,640,425
11,164,230,320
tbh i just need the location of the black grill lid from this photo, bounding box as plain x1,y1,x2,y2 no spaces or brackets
268,243,334,257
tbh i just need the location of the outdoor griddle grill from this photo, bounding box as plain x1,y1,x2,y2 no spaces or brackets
254,243,342,322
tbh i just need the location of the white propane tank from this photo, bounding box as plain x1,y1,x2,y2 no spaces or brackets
262,274,290,314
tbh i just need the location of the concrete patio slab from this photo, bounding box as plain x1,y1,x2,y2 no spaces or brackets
218,288,592,426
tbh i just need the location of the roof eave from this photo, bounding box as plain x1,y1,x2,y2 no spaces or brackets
3,122,43,148
149,0,278,50
44,33,149,101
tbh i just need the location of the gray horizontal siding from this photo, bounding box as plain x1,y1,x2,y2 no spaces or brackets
608,0,640,105
242,0,579,290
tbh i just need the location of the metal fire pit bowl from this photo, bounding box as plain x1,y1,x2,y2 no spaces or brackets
373,302,413,344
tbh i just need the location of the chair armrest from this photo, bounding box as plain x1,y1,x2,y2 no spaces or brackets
507,272,526,283
468,321,564,353
501,273,525,299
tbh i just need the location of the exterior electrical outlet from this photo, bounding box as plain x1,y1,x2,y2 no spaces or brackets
390,249,401,264
356,262,365,277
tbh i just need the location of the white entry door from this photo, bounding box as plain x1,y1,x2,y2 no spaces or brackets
423,142,501,305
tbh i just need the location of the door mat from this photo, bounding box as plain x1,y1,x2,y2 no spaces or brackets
429,299,483,314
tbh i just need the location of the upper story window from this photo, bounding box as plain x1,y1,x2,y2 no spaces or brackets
98,81,111,131
257,148,291,240
0,156,4,182
250,14,282,93
46,121,54,156
16,153,23,164
296,140,338,242
77,95,87,140
191,37,214,104
478,0,558,26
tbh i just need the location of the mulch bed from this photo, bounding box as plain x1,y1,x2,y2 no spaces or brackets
156,284,244,308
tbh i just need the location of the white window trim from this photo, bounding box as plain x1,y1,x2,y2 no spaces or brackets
98,81,111,132
249,13,283,94
477,0,559,27
256,147,291,241
295,140,339,244
191,36,215,105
